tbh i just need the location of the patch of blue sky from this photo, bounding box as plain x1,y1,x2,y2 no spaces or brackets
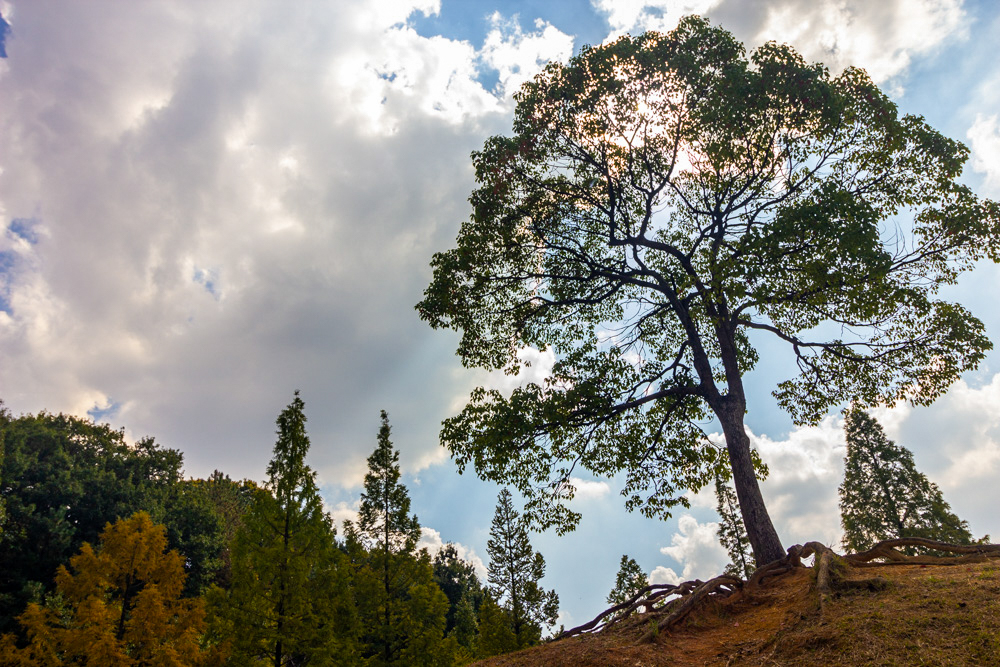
8,217,40,244
0,11,9,58
410,0,610,94
0,249,16,314
193,267,220,299
88,400,122,423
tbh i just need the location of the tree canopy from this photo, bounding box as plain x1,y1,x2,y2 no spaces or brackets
418,15,1000,564
0,410,186,633
0,512,215,666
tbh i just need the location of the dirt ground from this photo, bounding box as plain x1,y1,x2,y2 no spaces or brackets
474,559,1000,666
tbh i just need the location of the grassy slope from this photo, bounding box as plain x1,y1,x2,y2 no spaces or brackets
475,559,1000,666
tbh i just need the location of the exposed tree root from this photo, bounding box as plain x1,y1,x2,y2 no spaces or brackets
639,575,743,642
553,538,1000,644
844,538,1000,567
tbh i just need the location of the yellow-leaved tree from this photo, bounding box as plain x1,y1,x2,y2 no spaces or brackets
0,511,222,666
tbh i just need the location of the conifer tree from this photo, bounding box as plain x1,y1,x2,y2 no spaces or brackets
475,593,516,658
348,411,453,665
840,407,976,553
606,555,648,608
485,489,559,649
212,392,355,666
0,512,217,665
715,476,755,579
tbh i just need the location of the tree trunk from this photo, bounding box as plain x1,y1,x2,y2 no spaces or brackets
716,401,785,566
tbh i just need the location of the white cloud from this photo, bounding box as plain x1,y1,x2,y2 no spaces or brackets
649,565,683,586
327,499,361,534
416,526,488,579
568,477,612,501
0,1,568,488
481,14,575,96
591,0,967,92
749,417,846,547
592,0,721,39
748,0,967,87
968,113,1000,196
656,514,730,582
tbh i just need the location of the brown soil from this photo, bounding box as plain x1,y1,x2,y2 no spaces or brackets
474,560,1000,666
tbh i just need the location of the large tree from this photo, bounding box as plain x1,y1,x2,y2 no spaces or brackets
417,16,1000,564
839,407,977,552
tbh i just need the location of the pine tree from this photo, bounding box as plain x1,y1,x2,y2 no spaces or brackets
212,392,356,666
0,512,217,665
349,410,453,665
485,489,559,650
606,555,648,611
715,476,755,578
840,407,977,553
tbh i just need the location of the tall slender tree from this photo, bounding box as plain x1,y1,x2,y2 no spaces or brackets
348,411,453,665
715,476,754,579
212,392,355,666
485,490,559,649
839,407,976,553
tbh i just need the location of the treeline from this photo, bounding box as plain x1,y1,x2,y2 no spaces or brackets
0,396,558,665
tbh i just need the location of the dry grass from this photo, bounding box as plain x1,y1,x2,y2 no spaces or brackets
474,560,1000,666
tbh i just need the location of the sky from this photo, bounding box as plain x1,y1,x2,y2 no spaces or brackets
2,0,1000,629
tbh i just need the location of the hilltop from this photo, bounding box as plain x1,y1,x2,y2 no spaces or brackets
475,547,1000,666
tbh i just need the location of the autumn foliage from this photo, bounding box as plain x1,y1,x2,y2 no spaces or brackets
0,511,218,666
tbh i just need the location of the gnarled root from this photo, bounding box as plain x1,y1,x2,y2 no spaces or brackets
845,538,1000,567
553,539,1000,645
639,575,743,642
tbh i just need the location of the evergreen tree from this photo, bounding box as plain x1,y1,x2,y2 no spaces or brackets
715,476,754,579
212,392,356,666
485,490,559,650
349,411,453,665
606,555,648,612
840,407,977,553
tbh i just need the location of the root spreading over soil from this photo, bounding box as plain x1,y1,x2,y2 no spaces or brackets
474,539,1000,666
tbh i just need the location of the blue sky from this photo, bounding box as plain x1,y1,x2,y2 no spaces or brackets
2,0,1000,628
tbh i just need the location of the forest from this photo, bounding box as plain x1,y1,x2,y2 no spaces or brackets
0,396,561,665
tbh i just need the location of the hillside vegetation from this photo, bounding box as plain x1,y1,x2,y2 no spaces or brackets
477,552,1000,666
